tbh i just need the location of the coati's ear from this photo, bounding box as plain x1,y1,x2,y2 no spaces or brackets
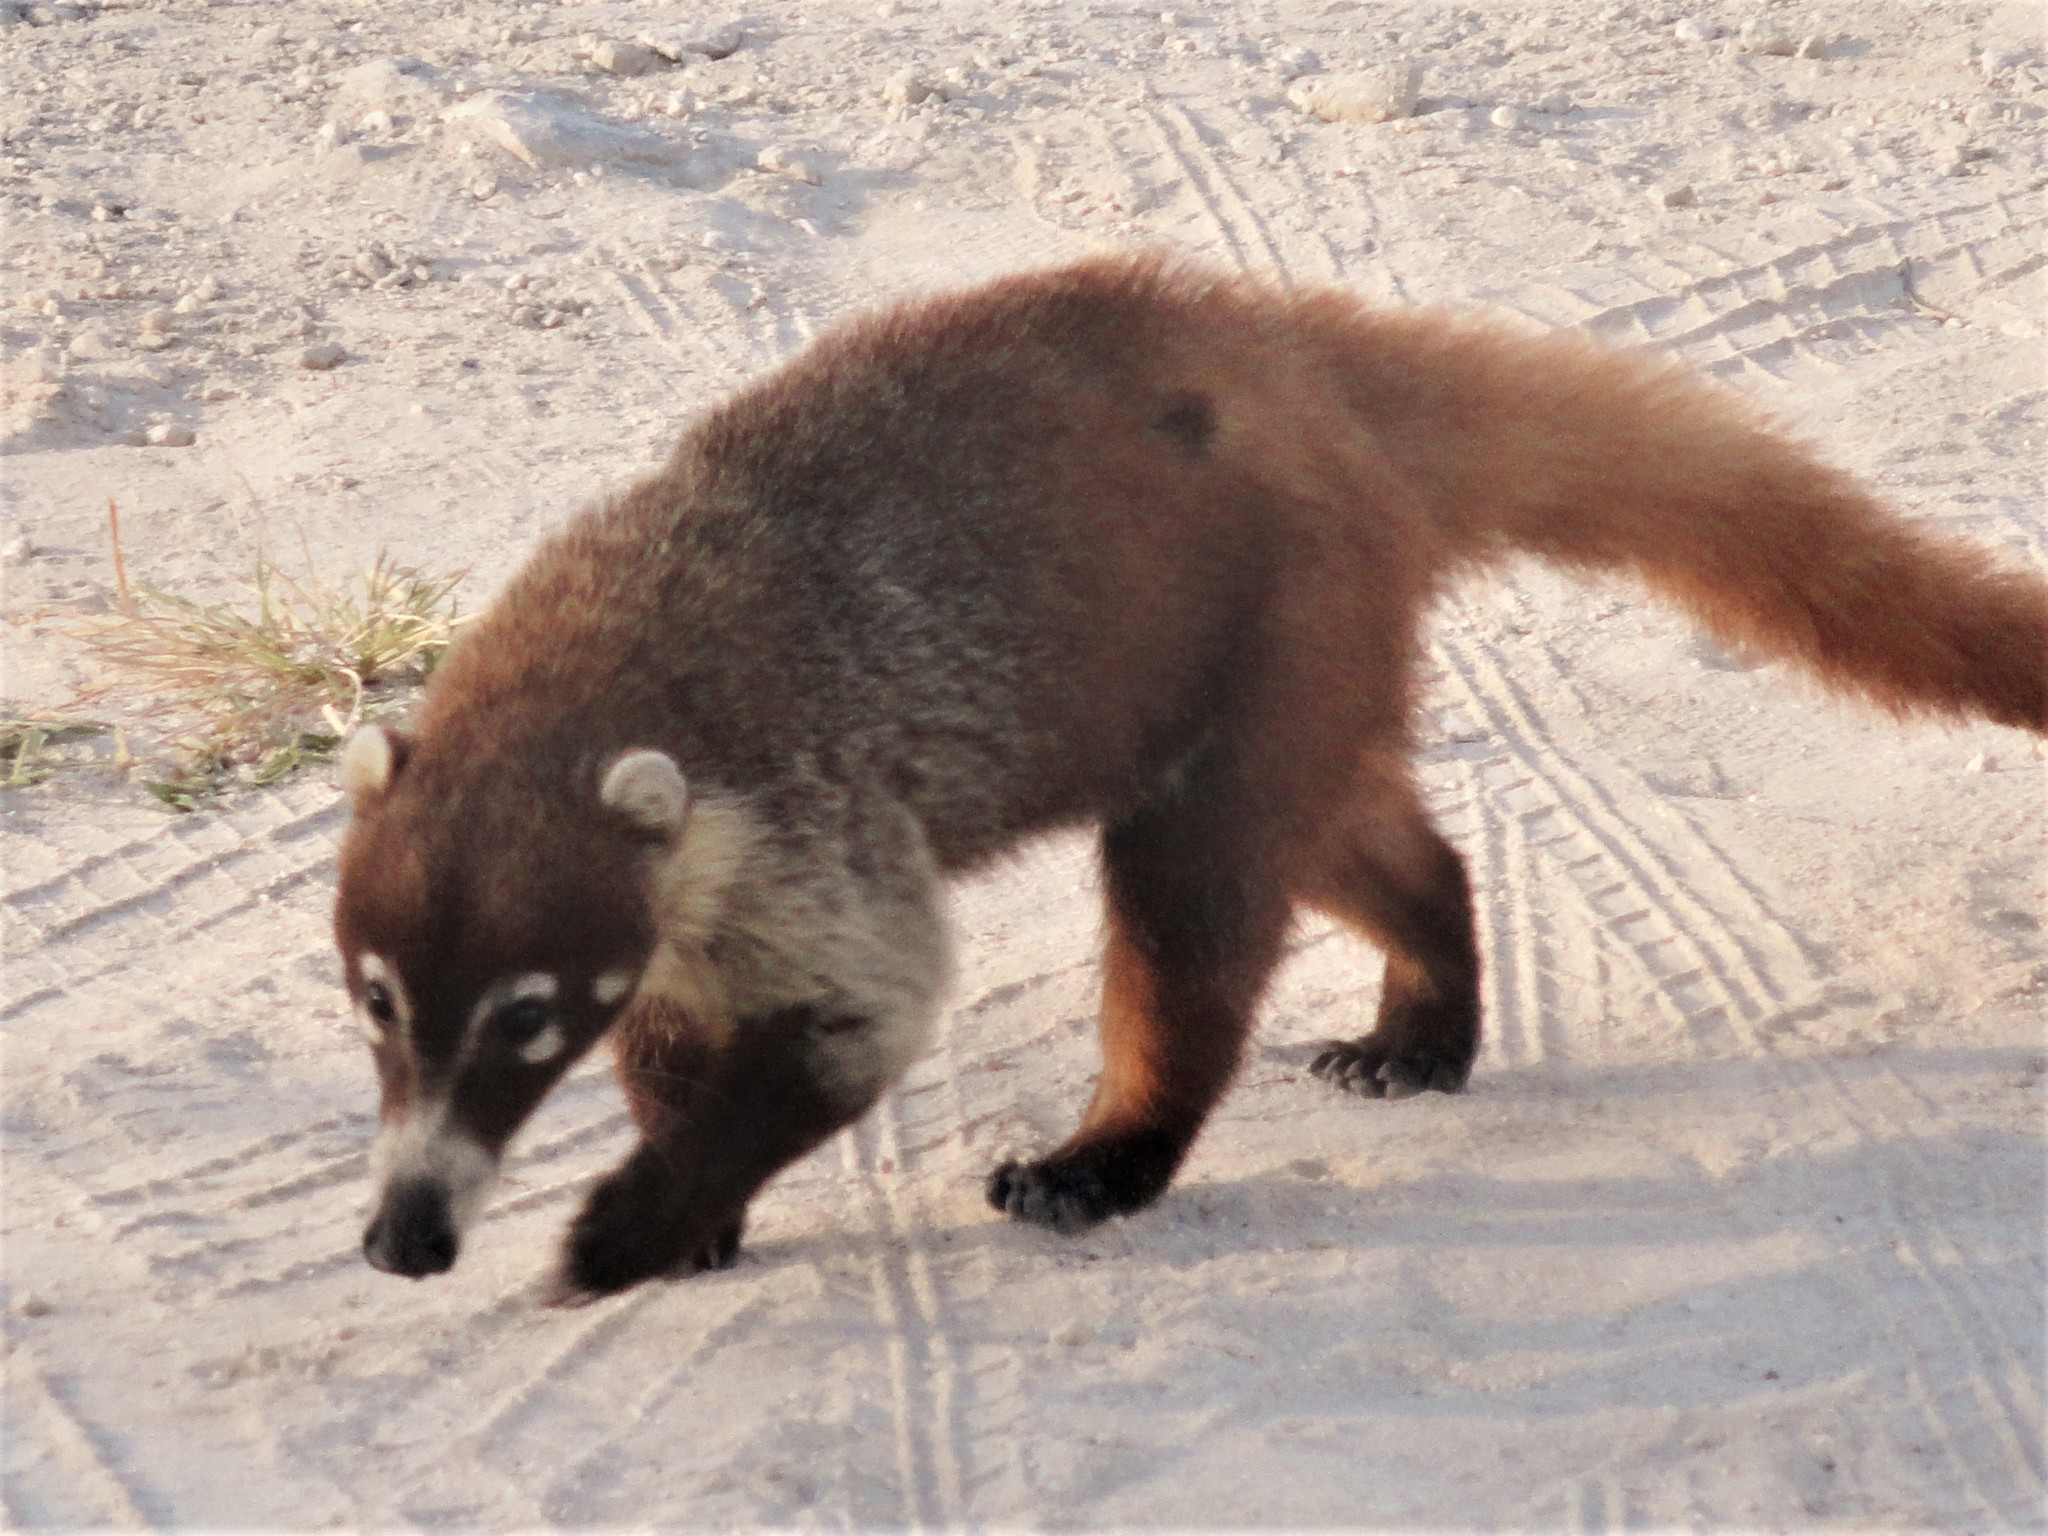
600,748,692,840
339,724,409,803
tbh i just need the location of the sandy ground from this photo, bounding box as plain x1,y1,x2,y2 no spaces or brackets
4,0,2046,1527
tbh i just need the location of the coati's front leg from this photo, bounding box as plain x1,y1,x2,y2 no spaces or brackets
1303,776,1481,1098
546,1010,744,1305
989,780,1293,1233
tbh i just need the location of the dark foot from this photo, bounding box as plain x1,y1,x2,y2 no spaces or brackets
987,1134,1181,1234
1310,1036,1470,1100
544,1160,742,1306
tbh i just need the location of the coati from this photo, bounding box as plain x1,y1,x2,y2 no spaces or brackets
332,253,2047,1302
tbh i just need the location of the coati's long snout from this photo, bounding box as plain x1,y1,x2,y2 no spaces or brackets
331,253,2045,1302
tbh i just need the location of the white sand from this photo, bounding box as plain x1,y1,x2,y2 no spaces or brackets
3,0,2044,1526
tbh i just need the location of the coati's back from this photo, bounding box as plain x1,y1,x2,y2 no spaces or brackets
403,257,1359,869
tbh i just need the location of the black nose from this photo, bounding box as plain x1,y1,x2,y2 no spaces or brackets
363,1180,459,1278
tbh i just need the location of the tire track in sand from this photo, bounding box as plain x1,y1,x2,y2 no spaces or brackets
1155,116,2044,1520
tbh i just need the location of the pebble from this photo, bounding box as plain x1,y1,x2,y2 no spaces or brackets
1652,180,1697,208
15,1294,52,1319
145,421,195,447
1738,20,1795,56
1049,1319,1095,1347
299,342,347,370
1795,34,1829,60
1966,751,1994,773
590,40,665,77
357,109,395,136
1488,103,1523,130
1267,44,1321,80
646,22,743,63
1287,64,1420,125
1673,16,1724,43
250,21,283,48
1979,48,2021,79
756,144,824,185
883,68,934,109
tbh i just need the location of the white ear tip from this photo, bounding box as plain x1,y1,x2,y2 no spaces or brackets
339,725,396,799
600,749,690,835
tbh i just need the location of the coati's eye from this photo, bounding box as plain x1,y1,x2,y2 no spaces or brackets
497,998,552,1048
363,982,397,1029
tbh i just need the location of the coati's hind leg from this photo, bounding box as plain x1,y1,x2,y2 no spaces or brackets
1303,766,1482,1099
988,766,1294,1234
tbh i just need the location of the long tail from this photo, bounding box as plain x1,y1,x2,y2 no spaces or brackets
1339,305,2048,734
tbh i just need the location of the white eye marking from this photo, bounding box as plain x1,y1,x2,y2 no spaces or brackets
592,969,636,1006
517,1024,566,1064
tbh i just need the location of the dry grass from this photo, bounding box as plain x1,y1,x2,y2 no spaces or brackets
75,553,465,809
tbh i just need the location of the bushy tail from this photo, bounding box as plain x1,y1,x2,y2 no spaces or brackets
1364,311,2048,733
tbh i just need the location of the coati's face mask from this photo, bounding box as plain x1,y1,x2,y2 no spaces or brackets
331,728,663,1279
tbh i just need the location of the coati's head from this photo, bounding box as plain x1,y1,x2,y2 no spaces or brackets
332,721,948,1289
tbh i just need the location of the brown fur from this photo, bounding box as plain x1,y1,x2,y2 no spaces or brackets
333,253,2047,1297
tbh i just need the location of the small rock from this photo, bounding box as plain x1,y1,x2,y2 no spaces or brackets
134,331,175,352
139,307,177,334
756,144,823,184
646,22,743,62
16,1294,52,1319
1795,34,1828,59
1268,44,1321,80
1979,48,2022,79
882,68,934,109
1673,16,1724,43
1738,19,1795,55
1488,103,1523,130
660,88,698,118
145,421,195,447
1966,751,1995,773
468,174,499,199
1287,64,1420,125
1049,1319,1094,1347
1538,91,1572,115
0,525,34,565
356,109,395,136
591,39,664,77
299,342,347,370
353,249,394,282
1652,181,1697,208
250,21,283,48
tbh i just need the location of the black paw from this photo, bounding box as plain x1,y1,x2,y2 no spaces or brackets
987,1134,1179,1234
1310,1038,1469,1100
545,1168,742,1307
987,1158,1117,1234
670,1218,743,1277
